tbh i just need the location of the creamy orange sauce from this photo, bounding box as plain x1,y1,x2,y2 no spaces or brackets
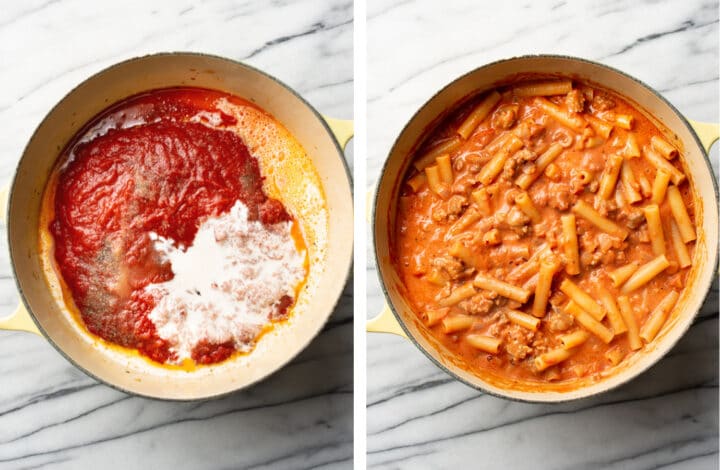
394,79,696,385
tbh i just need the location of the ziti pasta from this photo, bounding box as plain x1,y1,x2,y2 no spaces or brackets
393,78,696,384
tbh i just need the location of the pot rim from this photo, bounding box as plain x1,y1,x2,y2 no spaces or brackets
8,51,353,402
372,53,719,403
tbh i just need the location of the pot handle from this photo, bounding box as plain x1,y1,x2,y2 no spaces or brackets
367,303,407,338
323,116,354,150
687,119,720,155
0,185,41,335
365,184,406,338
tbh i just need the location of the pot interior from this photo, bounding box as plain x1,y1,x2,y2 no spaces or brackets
374,55,718,402
9,53,353,399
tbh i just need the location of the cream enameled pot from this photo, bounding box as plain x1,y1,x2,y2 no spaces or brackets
0,52,353,400
369,55,718,402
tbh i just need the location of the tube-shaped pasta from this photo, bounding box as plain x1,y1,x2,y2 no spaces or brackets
650,135,678,160
531,259,559,317
449,241,476,268
643,204,666,256
457,91,502,140
425,165,447,198
636,173,652,198
559,279,604,320
623,133,641,158
544,162,561,180
559,330,590,349
415,136,462,171
620,254,670,293
442,314,475,334
565,303,614,343
666,185,696,243
650,169,671,204
535,348,575,372
483,132,512,155
586,115,613,139
513,80,573,97
620,160,642,204
477,135,523,185
466,334,502,354
560,214,580,275
534,97,586,131
473,273,530,303
448,209,481,236
598,287,627,335
439,282,476,307
426,269,446,286
608,262,639,287
424,308,449,327
506,309,541,331
643,147,685,185
507,245,549,282
615,114,634,130
407,172,427,192
522,273,539,292
617,296,642,350
605,346,625,366
515,192,541,224
572,200,629,240
584,136,604,149
515,143,564,189
670,220,692,268
471,188,492,216
639,290,679,343
598,154,623,200
436,154,453,184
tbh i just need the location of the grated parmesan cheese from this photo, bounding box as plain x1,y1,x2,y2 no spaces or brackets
146,200,305,363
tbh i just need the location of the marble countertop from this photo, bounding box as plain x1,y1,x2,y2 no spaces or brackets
0,1,353,469
367,1,718,469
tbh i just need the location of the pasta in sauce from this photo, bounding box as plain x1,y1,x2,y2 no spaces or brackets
394,79,696,384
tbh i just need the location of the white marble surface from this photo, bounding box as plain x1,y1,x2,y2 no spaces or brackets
367,1,718,469
0,1,353,469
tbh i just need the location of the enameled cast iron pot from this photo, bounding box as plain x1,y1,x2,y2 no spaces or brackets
369,55,718,402
0,52,354,400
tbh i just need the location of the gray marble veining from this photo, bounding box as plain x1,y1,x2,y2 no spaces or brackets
0,1,353,469
367,1,718,469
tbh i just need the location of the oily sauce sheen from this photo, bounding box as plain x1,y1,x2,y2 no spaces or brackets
394,80,696,386
50,88,296,365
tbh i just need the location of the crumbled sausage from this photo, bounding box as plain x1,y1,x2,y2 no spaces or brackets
592,93,616,111
506,342,532,361
546,183,573,210
594,197,618,216
491,105,519,130
502,324,535,361
546,310,574,332
624,209,645,229
565,89,585,114
432,206,448,222
520,162,538,177
516,149,538,162
502,154,522,180
446,195,468,216
432,256,464,280
459,293,494,315
506,206,530,227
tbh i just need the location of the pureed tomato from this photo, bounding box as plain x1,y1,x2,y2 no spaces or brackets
50,88,295,365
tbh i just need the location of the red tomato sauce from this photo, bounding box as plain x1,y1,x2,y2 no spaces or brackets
50,88,293,365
